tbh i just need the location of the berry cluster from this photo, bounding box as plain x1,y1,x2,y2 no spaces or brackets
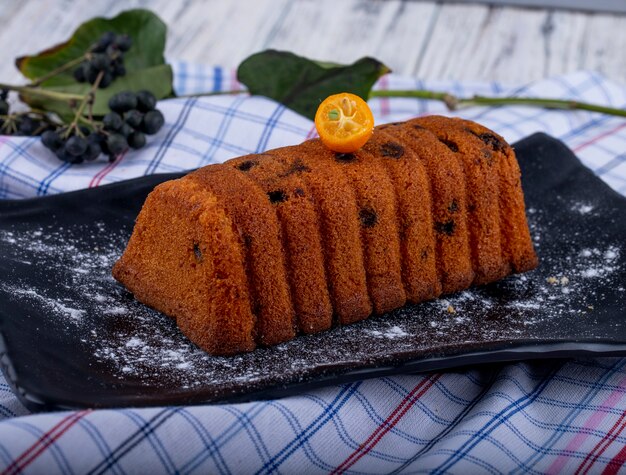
0,90,52,137
41,90,164,163
73,32,132,88
103,91,164,154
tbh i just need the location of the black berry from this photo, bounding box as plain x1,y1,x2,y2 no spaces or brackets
136,90,157,112
335,152,355,162
128,132,146,149
380,142,404,159
141,110,164,134
439,139,459,153
73,67,86,83
124,109,143,128
359,207,378,228
114,34,132,52
98,71,113,88
120,123,134,138
107,133,128,155
87,132,105,145
268,190,287,203
18,116,40,135
85,64,100,84
435,220,456,236
103,112,123,131
236,160,257,172
90,53,110,71
65,136,88,156
92,32,116,53
85,142,102,161
109,91,137,113
113,64,126,77
41,130,63,151
55,145,74,162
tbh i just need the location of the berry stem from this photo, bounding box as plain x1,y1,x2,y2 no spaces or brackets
78,115,100,127
28,54,88,87
0,82,84,102
63,71,104,138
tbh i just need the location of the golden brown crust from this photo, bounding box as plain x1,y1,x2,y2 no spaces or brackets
363,129,442,303
112,178,255,355
269,144,373,325
411,116,510,285
299,139,406,315
187,165,296,346
226,153,333,334
458,119,538,273
381,123,475,294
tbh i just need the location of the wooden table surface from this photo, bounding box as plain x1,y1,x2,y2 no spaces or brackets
0,0,624,85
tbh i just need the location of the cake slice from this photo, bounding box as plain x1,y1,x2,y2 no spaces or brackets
227,152,333,334
112,178,256,355
298,139,406,315
362,129,441,303
380,124,475,294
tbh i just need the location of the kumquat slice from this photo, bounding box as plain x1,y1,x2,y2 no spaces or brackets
314,92,374,153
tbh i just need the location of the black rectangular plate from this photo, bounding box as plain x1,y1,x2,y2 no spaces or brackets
1,133,625,412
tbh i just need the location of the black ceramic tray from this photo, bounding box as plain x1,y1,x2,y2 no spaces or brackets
1,133,625,412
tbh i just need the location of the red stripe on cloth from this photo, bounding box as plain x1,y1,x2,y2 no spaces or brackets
378,75,391,118
230,68,240,92
331,374,441,475
3,410,91,475
577,409,626,475
89,153,125,188
305,124,318,140
573,122,626,153
602,443,626,475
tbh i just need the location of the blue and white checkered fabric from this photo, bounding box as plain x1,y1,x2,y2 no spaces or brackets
1,64,626,474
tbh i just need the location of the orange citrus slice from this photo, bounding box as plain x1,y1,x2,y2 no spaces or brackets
314,92,374,153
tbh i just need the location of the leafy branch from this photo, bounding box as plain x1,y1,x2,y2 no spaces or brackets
232,50,626,121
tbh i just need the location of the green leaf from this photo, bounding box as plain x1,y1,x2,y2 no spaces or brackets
237,50,391,120
16,9,167,88
21,64,173,119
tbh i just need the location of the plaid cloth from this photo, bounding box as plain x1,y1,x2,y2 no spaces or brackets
1,64,626,473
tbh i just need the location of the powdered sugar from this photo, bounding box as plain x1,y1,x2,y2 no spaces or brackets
571,202,595,215
6,287,85,321
366,325,409,339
